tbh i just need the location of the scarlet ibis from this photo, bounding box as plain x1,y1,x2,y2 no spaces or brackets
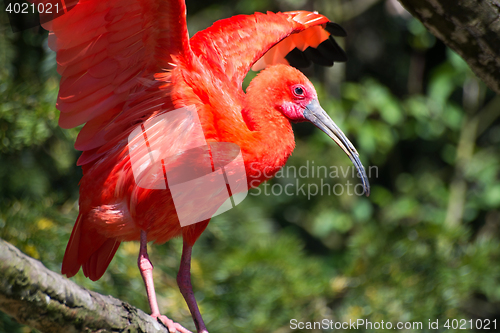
40,0,370,332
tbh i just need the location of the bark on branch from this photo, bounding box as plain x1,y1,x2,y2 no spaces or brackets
0,238,169,333
397,0,500,94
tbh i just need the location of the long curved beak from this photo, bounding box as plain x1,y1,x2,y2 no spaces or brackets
304,99,370,196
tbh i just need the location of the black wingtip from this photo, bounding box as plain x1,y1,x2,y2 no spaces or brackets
285,48,312,68
325,22,347,37
284,22,347,68
304,47,334,67
327,36,348,62
315,37,348,63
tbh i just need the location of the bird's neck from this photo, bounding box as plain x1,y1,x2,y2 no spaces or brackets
172,62,296,187
238,82,296,187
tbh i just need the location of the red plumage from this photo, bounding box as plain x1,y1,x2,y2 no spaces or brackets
40,0,368,331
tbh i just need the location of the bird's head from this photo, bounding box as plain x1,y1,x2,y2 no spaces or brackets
246,64,370,196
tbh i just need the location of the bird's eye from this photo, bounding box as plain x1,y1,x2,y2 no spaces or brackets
292,85,305,97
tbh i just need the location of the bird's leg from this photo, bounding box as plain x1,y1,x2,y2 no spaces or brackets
177,240,208,333
138,230,192,333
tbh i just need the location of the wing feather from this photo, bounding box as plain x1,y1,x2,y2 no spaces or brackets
39,0,191,164
190,10,346,87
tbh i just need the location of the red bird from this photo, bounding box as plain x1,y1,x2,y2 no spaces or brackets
40,0,370,332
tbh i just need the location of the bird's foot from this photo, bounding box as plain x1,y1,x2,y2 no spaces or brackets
153,314,193,333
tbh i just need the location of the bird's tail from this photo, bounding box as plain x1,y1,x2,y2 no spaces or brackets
62,213,121,281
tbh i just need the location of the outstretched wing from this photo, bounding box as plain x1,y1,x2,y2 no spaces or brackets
40,0,191,164
189,10,347,87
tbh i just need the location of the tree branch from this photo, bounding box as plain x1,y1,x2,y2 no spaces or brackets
397,0,500,94
0,238,169,333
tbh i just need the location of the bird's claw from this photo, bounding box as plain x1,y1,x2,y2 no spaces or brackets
153,314,193,333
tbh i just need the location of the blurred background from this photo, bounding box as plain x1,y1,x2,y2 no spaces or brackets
1,0,500,332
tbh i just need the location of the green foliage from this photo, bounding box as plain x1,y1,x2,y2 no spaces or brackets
1,1,499,333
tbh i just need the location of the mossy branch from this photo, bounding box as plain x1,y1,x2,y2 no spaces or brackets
398,0,500,94
0,238,169,333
